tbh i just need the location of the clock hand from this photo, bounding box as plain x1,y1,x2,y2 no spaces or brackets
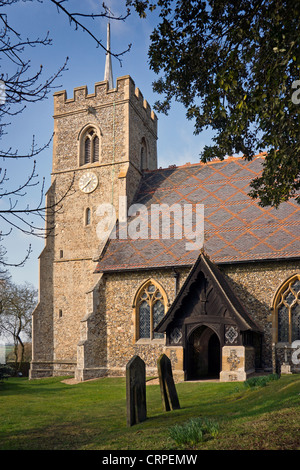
82,179,92,189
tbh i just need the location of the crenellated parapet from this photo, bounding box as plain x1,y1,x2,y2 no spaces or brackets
54,75,157,128
132,85,157,123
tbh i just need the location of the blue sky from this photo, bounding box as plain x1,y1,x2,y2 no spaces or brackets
1,0,214,288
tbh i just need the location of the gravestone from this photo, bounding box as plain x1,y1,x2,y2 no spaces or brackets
126,355,147,427
281,345,292,374
157,354,180,411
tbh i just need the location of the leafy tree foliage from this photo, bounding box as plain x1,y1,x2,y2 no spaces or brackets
128,0,300,207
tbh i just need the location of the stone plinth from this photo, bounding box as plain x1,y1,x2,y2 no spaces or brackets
281,363,292,374
220,346,255,382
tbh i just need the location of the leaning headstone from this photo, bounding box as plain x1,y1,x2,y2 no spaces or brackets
126,355,147,427
157,354,180,411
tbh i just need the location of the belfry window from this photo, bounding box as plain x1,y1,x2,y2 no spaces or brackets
135,280,167,341
84,137,91,164
93,135,99,162
80,127,100,166
274,274,300,343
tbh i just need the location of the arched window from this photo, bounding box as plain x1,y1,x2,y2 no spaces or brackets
93,135,99,162
84,138,91,164
134,280,168,341
140,138,148,170
273,274,300,343
85,208,91,226
79,126,100,166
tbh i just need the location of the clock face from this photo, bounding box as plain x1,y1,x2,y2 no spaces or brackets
79,172,98,194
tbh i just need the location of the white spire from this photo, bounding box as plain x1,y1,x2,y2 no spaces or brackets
104,22,114,89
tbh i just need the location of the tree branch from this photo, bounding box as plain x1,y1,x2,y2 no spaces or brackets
50,0,132,63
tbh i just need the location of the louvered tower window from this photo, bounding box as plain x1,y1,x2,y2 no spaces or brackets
93,135,99,162
81,128,100,166
84,137,91,164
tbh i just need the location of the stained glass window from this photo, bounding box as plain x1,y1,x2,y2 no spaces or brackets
153,300,164,339
136,282,166,340
278,305,289,342
276,275,300,343
292,304,300,342
139,301,150,338
291,279,300,292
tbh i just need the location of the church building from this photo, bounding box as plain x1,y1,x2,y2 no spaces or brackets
29,27,300,382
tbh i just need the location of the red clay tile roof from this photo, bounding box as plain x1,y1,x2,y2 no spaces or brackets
95,155,300,272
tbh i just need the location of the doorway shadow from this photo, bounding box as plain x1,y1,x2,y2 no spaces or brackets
187,325,221,380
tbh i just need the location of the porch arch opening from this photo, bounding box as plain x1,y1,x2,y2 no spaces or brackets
187,325,221,380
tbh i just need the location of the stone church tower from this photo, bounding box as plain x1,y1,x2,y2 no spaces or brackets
30,27,158,379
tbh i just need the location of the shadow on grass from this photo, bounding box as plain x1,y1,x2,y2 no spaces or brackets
0,374,299,450
0,376,74,397
0,423,100,450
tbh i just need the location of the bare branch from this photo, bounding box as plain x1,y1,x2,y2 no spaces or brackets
0,160,39,197
50,0,132,63
0,134,53,159
0,0,133,273
0,172,75,238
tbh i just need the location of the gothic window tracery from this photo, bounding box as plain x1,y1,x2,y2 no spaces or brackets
134,280,167,341
273,274,300,343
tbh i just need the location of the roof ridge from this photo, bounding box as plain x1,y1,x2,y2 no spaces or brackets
144,152,267,174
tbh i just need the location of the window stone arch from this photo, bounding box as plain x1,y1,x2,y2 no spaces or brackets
133,279,169,342
272,273,300,343
78,124,101,166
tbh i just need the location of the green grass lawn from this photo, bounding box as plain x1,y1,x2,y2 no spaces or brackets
0,374,299,450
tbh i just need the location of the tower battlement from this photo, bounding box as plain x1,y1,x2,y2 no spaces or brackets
52,74,157,175
53,75,157,126
133,85,157,122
